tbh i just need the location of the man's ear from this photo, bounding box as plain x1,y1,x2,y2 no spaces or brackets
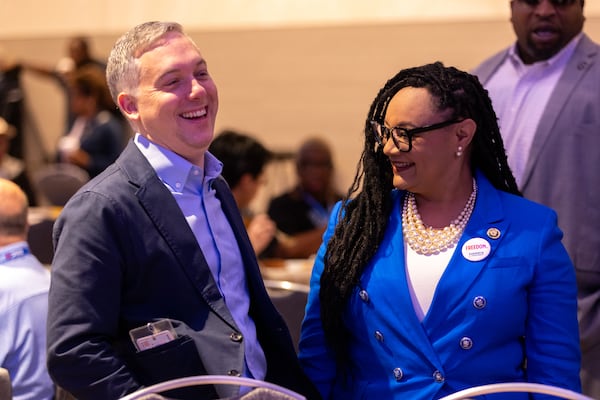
117,93,139,119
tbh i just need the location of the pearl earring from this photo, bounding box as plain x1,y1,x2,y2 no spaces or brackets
456,146,463,157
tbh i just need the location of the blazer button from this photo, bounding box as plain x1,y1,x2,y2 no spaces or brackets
228,369,241,377
359,289,370,303
433,370,444,382
393,367,403,381
374,330,384,342
459,337,473,350
230,332,243,342
472,296,487,309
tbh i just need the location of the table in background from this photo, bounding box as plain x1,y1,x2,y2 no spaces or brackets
259,258,314,286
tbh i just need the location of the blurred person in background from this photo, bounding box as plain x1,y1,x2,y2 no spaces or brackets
472,1,600,396
268,137,341,258
0,117,36,205
0,46,25,159
56,66,127,177
21,35,107,129
209,129,277,256
0,178,53,400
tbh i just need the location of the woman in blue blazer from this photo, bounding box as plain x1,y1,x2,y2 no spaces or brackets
298,62,581,399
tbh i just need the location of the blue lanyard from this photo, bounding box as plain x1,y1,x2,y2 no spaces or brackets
0,245,30,265
302,191,331,227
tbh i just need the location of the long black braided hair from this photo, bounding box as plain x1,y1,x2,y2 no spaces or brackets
319,61,520,363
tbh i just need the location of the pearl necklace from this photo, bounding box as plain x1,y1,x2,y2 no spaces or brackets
402,179,477,255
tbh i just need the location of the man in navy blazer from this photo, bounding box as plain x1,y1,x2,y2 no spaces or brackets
473,1,600,397
47,21,319,400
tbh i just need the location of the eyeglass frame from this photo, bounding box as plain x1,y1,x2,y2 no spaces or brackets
370,118,464,153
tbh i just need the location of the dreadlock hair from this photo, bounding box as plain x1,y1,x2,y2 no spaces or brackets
319,61,520,364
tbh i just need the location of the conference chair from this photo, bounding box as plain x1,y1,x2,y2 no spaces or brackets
32,163,89,206
438,382,595,400
118,375,306,400
263,279,310,353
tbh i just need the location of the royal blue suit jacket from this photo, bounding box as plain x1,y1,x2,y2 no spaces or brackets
47,141,319,400
299,172,581,400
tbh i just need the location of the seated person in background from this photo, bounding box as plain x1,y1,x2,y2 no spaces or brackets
268,137,342,258
0,118,37,205
0,178,54,400
57,66,126,177
208,129,277,256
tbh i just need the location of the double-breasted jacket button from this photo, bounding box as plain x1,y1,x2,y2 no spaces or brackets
473,296,487,309
460,336,473,350
359,289,369,303
228,369,241,377
374,330,384,342
230,332,243,342
393,367,403,381
433,370,444,382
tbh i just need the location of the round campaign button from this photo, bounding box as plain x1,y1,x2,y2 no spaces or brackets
461,237,491,262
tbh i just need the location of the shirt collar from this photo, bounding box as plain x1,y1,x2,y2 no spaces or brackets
508,32,583,70
134,133,223,193
0,241,30,265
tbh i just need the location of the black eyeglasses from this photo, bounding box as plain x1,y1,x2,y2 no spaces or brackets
517,0,578,7
370,118,463,152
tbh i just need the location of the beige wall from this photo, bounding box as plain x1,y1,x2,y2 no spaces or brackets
2,17,600,206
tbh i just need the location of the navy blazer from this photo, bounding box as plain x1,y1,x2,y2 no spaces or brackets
47,141,319,400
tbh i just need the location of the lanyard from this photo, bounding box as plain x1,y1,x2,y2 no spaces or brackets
302,191,331,228
0,244,30,265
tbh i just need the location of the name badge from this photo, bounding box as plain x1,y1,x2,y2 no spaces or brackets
129,319,177,351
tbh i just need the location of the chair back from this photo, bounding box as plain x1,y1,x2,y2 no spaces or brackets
33,163,89,206
118,375,306,400
263,280,310,353
27,218,55,265
0,367,12,400
438,382,595,400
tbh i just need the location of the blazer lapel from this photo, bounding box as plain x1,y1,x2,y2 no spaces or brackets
118,143,237,328
211,177,266,291
521,35,598,186
424,173,510,332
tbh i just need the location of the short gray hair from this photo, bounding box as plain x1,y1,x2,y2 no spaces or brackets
106,21,185,105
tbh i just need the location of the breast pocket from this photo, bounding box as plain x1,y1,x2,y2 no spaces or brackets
487,256,527,269
126,335,217,399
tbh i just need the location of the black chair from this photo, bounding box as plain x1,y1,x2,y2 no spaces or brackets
263,280,310,353
27,218,54,265
32,163,89,206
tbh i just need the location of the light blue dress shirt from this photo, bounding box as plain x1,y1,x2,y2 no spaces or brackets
134,134,267,381
0,241,54,400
